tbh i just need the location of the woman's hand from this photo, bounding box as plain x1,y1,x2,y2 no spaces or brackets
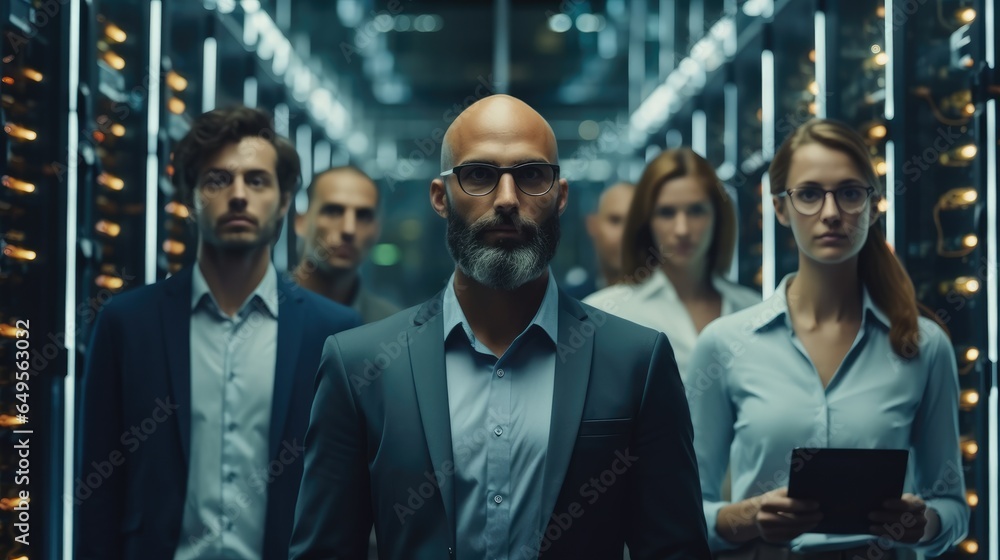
868,493,928,543
755,487,823,543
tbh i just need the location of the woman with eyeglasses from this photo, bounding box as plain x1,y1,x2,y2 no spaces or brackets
687,119,968,559
583,147,760,378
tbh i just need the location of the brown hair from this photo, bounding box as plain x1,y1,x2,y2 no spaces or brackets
171,106,301,207
620,148,737,283
768,118,920,358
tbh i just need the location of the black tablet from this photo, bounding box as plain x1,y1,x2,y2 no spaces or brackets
786,447,909,535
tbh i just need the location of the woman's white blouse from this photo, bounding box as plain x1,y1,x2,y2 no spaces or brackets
583,268,761,376
687,274,969,555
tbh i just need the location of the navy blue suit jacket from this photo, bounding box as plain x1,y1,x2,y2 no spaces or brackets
75,266,361,560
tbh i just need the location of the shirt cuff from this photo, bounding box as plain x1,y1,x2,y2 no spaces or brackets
705,500,744,552
908,499,969,557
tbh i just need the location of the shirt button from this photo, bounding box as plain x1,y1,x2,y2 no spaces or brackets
494,426,503,437
493,494,503,504
496,369,505,378
226,472,237,482
228,371,236,381
228,423,238,432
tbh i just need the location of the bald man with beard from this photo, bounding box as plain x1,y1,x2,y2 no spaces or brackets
289,95,710,560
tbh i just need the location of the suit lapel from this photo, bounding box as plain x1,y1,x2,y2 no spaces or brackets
161,268,194,466
405,290,594,536
270,276,305,459
407,295,456,533
538,292,594,533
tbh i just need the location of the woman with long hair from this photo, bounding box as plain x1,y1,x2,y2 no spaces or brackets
584,148,760,377
687,119,968,559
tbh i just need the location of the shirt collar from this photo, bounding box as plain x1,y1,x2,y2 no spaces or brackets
442,269,560,345
753,273,891,332
634,267,743,302
191,261,279,318
633,267,676,300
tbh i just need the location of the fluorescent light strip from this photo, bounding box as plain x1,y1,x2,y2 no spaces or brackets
885,140,895,249
63,1,81,558
987,96,998,560
761,49,776,296
987,62,997,560
761,49,775,158
627,0,645,113
722,82,740,285
991,380,998,560
724,83,737,166
274,125,311,272
202,37,217,112
274,103,289,137
814,10,827,118
726,185,740,283
659,0,675,77
627,14,736,146
296,124,313,188
762,172,775,298
146,0,162,285
313,140,332,174
987,0,995,67
692,110,707,157
145,158,159,284
883,0,894,120
231,2,348,140
493,0,510,94
243,76,258,107
989,99,998,363
147,1,161,149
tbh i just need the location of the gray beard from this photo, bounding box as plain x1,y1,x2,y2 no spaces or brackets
445,204,560,291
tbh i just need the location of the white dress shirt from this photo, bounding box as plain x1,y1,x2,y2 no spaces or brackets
583,268,760,377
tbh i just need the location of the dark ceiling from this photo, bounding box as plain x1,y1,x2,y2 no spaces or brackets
289,0,630,154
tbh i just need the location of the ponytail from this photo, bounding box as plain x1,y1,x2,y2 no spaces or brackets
858,226,920,358
772,119,928,359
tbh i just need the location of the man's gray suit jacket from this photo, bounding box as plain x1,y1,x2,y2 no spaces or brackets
290,289,712,560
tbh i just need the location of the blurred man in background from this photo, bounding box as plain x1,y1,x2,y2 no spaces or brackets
587,181,634,289
566,181,634,299
293,166,401,323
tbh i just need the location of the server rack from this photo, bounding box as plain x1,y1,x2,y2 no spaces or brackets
0,0,70,556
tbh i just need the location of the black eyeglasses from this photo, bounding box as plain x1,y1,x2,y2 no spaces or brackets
440,162,560,197
777,186,877,216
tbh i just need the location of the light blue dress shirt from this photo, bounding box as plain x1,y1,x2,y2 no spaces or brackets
443,271,559,560
687,274,969,556
174,264,279,560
